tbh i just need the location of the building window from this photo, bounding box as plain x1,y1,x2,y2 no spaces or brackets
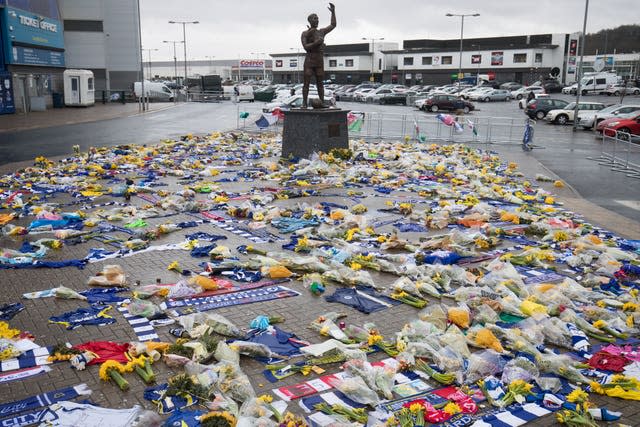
275,60,283,67
535,53,543,63
345,59,354,67
88,78,94,90
289,59,297,67
513,53,527,63
329,59,337,67
404,57,414,66
422,56,432,65
442,56,453,65
63,20,104,32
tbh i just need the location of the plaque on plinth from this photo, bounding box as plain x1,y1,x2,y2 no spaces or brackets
281,108,349,158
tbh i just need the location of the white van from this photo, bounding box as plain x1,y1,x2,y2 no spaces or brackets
224,85,255,102
577,72,620,95
133,81,174,101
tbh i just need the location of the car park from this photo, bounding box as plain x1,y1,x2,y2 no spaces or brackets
511,85,545,100
262,94,334,112
603,83,640,96
596,112,640,140
577,104,640,129
475,89,512,102
525,98,569,120
544,101,605,125
420,94,475,113
465,87,493,100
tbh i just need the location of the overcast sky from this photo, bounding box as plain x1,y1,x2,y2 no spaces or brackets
141,0,638,61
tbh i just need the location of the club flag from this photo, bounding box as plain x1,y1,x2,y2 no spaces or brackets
436,113,455,126
453,120,464,133
467,119,478,136
347,112,363,132
255,113,279,129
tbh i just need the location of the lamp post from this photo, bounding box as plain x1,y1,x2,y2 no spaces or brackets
169,20,199,99
573,0,589,132
163,40,183,86
142,48,158,80
289,47,301,84
251,52,267,81
445,13,480,88
362,37,384,82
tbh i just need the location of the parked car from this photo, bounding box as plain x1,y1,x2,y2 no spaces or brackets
378,92,408,105
500,82,523,91
577,104,640,129
475,89,512,102
511,85,545,100
542,80,565,93
525,98,569,120
262,94,334,112
603,83,640,96
466,87,494,101
544,101,605,125
420,94,475,113
596,112,640,139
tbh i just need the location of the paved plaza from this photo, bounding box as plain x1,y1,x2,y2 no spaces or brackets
0,106,639,427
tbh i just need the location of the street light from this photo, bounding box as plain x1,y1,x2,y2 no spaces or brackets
251,52,267,81
142,48,158,80
362,37,384,82
163,40,184,86
168,20,199,97
573,0,589,132
445,13,480,88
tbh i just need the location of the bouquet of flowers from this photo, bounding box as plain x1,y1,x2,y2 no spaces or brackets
464,350,505,384
99,360,129,391
330,376,380,406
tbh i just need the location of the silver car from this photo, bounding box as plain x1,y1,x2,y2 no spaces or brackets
576,104,640,129
476,89,512,102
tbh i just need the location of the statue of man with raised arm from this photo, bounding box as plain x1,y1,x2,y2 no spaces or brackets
301,3,336,109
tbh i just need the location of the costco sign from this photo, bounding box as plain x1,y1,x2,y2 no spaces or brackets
240,60,265,69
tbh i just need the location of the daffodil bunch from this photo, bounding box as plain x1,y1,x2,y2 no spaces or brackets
314,402,368,424
498,379,535,407
414,358,455,385
278,412,307,427
258,394,283,422
592,319,628,340
556,387,598,427
125,354,155,384
236,245,267,256
409,402,426,426
390,290,427,308
98,360,129,391
396,407,415,427
590,375,640,400
167,261,183,274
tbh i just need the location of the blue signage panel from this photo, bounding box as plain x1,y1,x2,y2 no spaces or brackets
5,6,64,49
0,71,16,115
11,45,64,66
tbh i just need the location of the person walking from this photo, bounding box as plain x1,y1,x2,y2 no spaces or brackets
526,90,535,103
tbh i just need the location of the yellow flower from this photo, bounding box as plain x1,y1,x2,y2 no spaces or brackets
409,403,424,414
368,333,384,346
98,360,125,381
623,302,638,312
258,394,273,403
631,289,639,299
377,235,387,243
566,387,589,404
345,227,360,241
200,411,237,426
553,230,569,242
443,402,461,415
593,320,607,329
544,196,555,204
590,381,605,394
596,300,606,308
167,261,180,272
350,262,362,271
554,180,565,188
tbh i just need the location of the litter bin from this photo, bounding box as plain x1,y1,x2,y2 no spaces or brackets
52,92,64,108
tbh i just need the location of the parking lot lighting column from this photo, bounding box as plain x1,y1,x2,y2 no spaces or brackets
573,0,589,132
362,37,384,82
163,40,184,90
446,13,480,89
169,20,199,101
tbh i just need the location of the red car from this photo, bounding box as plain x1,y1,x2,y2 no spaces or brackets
596,112,640,139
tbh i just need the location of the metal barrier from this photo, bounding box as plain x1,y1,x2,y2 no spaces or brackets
186,89,225,102
351,112,526,146
589,128,640,179
229,104,528,146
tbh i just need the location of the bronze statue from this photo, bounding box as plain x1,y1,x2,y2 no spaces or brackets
301,3,336,108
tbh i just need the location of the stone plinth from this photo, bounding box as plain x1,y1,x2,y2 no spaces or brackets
281,108,349,158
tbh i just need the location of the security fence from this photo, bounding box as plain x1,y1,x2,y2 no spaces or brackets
589,129,640,179
233,103,529,146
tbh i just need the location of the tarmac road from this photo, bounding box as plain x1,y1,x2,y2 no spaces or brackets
0,96,639,222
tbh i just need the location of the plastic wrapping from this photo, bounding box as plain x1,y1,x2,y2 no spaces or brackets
214,341,240,364
330,376,380,406
87,265,126,286
448,305,471,329
464,349,505,384
418,305,448,331
53,286,87,300
501,357,539,384
228,340,287,360
127,298,163,319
